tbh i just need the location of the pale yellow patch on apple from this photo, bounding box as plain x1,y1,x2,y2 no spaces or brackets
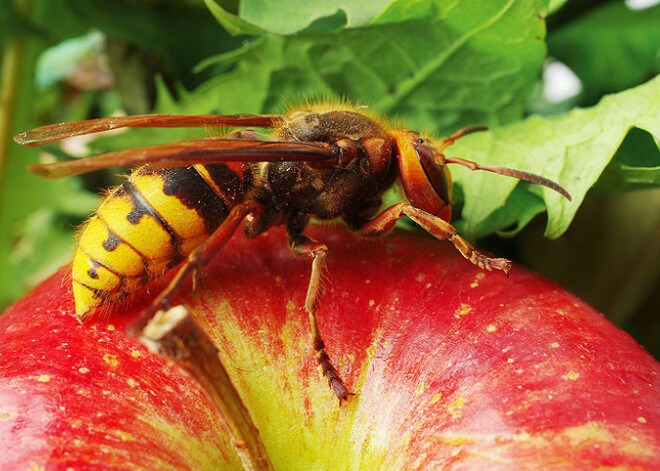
103,354,118,368
454,303,472,318
447,395,468,417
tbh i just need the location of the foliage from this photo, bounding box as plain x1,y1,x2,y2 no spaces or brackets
454,76,660,239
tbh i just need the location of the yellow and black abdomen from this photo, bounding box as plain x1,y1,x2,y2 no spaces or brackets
71,163,252,318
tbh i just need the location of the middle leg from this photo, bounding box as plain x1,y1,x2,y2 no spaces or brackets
288,232,352,403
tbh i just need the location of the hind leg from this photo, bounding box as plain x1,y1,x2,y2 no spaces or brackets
134,201,263,329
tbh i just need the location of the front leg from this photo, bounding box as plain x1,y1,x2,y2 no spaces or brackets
288,233,353,403
349,203,511,274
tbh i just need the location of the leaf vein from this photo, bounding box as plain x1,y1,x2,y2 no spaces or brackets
377,0,517,112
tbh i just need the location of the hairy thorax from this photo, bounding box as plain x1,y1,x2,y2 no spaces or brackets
266,110,396,220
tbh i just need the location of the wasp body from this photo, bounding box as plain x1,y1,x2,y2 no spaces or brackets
16,104,571,401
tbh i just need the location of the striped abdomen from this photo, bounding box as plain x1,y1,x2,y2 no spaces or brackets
72,163,252,317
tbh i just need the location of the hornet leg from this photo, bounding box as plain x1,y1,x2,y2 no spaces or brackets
137,201,263,326
288,233,353,403
350,203,511,274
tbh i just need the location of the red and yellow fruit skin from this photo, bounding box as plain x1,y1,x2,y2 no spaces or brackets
1,226,660,470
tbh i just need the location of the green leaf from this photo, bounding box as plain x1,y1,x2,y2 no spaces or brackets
238,0,393,34
548,2,660,105
204,0,396,36
373,0,437,24
611,164,660,187
35,30,105,90
547,0,568,14
596,128,660,192
204,0,267,36
450,76,660,240
167,0,547,134
455,185,547,238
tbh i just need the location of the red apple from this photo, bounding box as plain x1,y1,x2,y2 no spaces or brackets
1,226,659,470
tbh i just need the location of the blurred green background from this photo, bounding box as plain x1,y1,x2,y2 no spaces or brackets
1,0,659,356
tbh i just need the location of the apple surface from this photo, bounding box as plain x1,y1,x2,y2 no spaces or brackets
1,226,659,470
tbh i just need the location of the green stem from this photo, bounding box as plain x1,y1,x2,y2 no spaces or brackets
0,39,24,220
0,0,31,222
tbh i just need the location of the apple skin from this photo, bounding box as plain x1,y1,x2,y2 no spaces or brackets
1,225,659,470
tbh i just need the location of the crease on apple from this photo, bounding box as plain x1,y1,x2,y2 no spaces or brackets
188,295,358,468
